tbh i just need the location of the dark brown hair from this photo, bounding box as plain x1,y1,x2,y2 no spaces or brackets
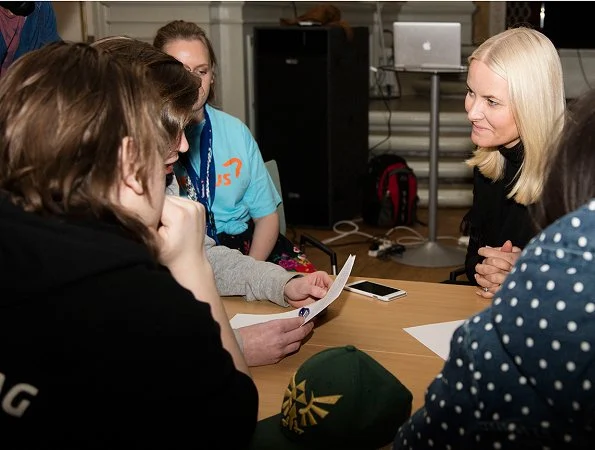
0,41,169,254
153,20,217,104
92,36,199,149
531,89,595,230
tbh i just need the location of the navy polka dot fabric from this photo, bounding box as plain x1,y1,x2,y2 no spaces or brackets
394,200,595,449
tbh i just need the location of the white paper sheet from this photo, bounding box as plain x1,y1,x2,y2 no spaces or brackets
229,254,356,329
403,319,465,360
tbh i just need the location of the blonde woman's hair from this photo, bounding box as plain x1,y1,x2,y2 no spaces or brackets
465,26,565,205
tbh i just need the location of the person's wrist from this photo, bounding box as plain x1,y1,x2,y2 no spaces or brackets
233,328,244,353
167,255,214,287
283,274,304,294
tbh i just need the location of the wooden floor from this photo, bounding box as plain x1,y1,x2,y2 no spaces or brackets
289,207,468,284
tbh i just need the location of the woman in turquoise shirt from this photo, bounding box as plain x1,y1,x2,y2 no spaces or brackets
154,20,315,273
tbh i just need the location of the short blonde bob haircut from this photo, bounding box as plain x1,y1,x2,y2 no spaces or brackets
465,27,566,206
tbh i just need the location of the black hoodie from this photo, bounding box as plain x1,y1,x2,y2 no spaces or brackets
0,195,258,449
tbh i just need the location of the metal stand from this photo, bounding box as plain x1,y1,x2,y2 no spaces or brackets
397,70,466,267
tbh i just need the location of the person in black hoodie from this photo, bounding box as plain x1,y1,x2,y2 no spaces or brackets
91,36,330,368
0,41,257,448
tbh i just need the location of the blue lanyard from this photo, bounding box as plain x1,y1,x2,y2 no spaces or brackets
179,108,218,242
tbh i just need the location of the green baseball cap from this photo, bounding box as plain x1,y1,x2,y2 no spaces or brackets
249,345,413,449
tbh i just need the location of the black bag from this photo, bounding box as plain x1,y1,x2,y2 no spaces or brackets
362,154,419,227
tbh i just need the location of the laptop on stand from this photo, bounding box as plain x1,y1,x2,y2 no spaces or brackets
393,22,466,71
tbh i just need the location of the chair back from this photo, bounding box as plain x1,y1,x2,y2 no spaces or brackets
264,159,286,236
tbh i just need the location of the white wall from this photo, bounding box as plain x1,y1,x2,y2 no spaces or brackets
54,1,504,122
559,49,595,99
80,1,473,123
52,1,85,42
54,1,594,104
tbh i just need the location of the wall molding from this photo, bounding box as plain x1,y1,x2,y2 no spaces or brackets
87,1,477,121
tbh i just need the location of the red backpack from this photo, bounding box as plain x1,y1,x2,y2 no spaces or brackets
362,154,419,227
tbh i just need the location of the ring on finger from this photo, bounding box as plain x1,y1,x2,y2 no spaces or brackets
483,287,489,292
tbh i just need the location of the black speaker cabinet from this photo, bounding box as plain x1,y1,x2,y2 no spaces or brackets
254,26,369,228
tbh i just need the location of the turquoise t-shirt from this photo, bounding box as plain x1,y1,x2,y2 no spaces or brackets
175,104,281,236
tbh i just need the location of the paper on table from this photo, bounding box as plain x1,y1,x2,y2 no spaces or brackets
403,319,465,360
229,254,356,330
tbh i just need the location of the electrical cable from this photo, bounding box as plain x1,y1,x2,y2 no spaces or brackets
384,225,459,248
368,2,397,153
369,69,392,152
320,219,460,250
379,64,401,100
380,27,401,99
376,1,386,67
321,220,376,245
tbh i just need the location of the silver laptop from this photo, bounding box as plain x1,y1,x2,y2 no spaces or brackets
393,22,465,71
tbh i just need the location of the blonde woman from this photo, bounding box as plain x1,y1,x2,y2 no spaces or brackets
395,87,595,450
460,26,565,297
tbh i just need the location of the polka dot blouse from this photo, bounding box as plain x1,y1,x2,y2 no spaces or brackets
393,200,595,449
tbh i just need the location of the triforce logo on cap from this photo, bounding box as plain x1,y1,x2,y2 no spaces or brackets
280,373,342,435
250,345,413,450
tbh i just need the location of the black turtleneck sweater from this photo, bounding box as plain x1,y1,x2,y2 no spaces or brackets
461,142,537,283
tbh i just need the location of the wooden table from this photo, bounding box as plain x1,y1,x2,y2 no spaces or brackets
223,276,485,420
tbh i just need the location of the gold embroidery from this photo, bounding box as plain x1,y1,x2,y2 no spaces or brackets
281,374,342,434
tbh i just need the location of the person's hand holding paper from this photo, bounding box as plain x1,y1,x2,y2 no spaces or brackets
230,254,356,329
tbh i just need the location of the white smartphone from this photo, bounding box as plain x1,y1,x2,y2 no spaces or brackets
344,280,407,302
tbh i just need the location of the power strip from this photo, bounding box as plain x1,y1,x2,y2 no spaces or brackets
368,239,394,258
